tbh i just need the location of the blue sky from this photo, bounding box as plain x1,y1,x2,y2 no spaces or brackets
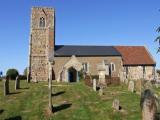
0,0,160,74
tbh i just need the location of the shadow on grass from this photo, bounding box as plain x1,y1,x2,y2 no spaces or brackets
52,91,65,97
19,87,29,90
8,92,21,95
52,103,72,113
5,116,22,120
0,109,4,114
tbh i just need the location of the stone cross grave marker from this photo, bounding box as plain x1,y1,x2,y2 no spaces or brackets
128,80,135,92
93,79,96,91
4,76,9,96
15,75,20,90
112,99,120,111
97,64,106,85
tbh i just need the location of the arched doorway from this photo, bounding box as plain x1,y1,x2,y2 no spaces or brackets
68,67,77,82
57,55,83,82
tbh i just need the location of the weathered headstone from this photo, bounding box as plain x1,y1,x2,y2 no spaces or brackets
93,79,97,91
15,75,20,90
4,76,9,96
99,86,104,96
140,89,157,120
125,79,128,85
128,80,134,92
99,71,106,85
144,81,154,91
112,99,120,111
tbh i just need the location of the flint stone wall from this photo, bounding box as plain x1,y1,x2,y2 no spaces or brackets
53,56,122,82
123,66,155,80
29,7,55,81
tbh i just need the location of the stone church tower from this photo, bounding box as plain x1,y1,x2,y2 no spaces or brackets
28,7,55,81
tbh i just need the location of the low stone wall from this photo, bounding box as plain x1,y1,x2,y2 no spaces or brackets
84,75,120,87
106,77,120,85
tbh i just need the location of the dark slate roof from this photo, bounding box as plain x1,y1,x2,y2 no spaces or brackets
55,45,121,57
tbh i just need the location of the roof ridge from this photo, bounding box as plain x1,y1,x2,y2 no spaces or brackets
115,45,144,47
55,45,113,47
55,45,146,47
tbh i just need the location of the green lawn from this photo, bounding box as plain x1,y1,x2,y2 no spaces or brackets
0,80,141,120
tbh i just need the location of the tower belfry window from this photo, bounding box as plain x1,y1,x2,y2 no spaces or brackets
39,17,45,28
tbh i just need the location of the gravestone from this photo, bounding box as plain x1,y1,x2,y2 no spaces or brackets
4,76,9,96
112,99,120,111
144,81,154,90
99,86,104,96
99,71,106,85
140,89,157,120
128,81,134,92
15,75,20,90
93,79,97,91
125,79,128,85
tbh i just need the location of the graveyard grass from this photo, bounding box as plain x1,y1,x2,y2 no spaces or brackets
0,80,141,120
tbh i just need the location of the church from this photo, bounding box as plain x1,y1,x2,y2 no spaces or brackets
28,7,156,82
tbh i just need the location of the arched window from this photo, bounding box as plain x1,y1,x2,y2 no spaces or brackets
111,63,116,72
39,17,45,28
82,62,89,73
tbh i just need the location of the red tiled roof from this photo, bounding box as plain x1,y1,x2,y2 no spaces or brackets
115,46,156,65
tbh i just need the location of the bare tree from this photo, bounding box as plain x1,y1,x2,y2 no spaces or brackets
155,27,160,53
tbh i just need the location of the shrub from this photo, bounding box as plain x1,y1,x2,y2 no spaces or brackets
6,68,19,80
84,75,93,87
18,75,27,80
91,75,99,80
78,70,84,81
157,69,160,75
